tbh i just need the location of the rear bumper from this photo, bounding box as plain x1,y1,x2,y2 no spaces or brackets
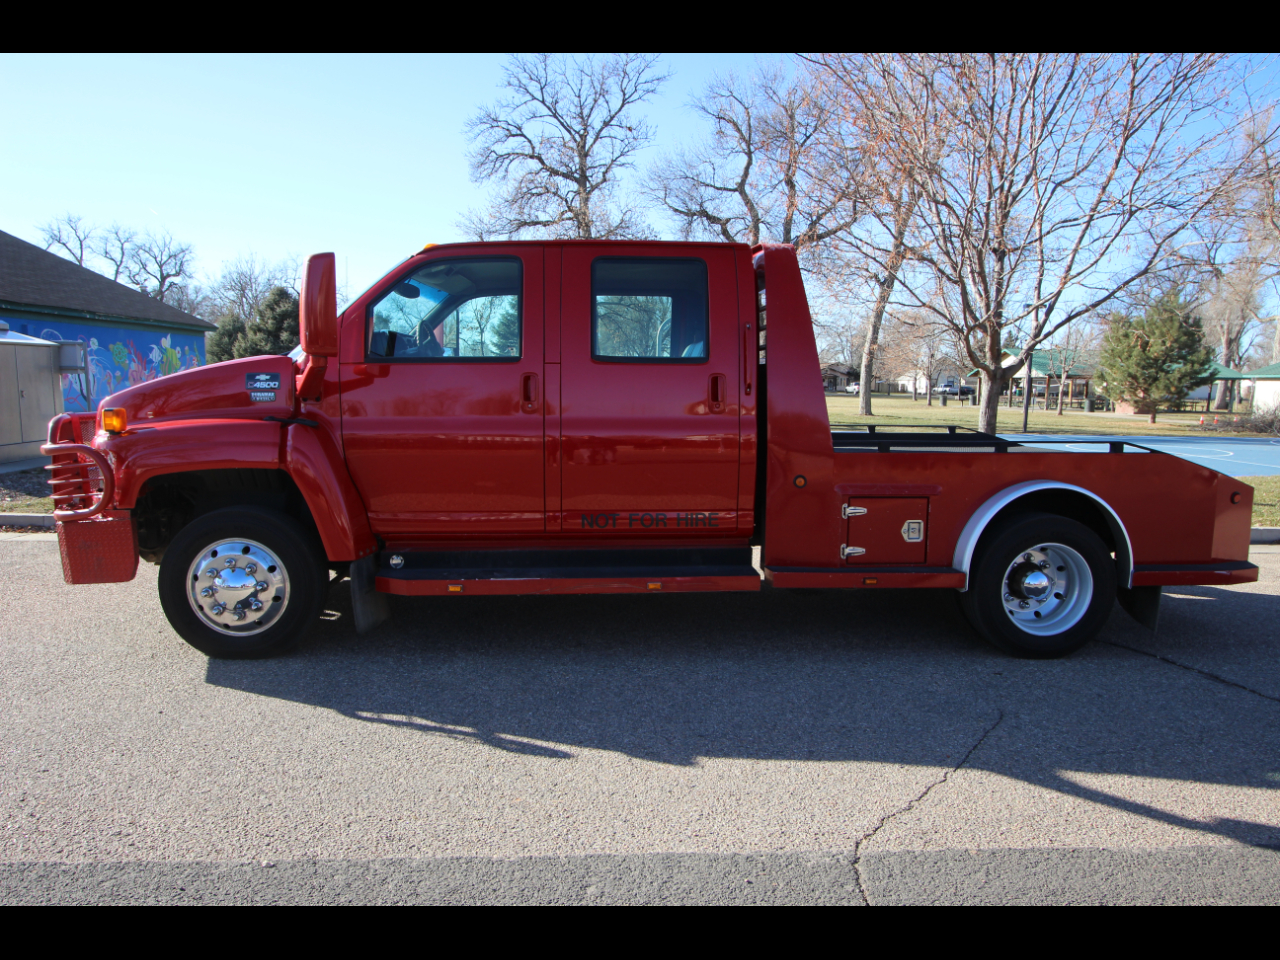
55,511,138,584
1130,561,1258,587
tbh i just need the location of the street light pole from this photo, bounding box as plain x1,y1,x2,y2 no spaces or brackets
1021,346,1034,434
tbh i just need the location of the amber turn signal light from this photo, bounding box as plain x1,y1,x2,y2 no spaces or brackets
101,408,127,434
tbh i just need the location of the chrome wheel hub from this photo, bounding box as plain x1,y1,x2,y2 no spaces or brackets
186,539,289,636
1001,543,1092,636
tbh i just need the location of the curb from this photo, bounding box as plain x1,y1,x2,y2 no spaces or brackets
0,513,54,529
1252,527,1280,544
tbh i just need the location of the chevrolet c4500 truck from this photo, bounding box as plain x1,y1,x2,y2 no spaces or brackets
42,241,1257,659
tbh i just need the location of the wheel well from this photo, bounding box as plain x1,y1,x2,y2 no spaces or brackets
967,488,1131,592
134,469,320,565
986,489,1118,555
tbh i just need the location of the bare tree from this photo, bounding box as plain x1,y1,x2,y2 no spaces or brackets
40,215,197,304
127,231,193,303
816,53,1266,434
208,254,291,321
805,54,938,416
94,224,138,283
40,214,96,266
1240,109,1280,362
875,311,959,405
1197,252,1273,406
462,53,668,240
166,282,212,319
648,66,862,251
1039,322,1095,415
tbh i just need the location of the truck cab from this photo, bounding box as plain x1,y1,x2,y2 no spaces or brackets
43,240,1257,660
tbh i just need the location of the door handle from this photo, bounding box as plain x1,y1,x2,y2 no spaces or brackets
522,373,540,413
708,374,726,413
744,322,754,396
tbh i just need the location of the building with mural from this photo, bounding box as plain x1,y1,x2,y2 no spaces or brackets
0,228,212,416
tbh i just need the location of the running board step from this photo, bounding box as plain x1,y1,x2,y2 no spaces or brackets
375,547,761,596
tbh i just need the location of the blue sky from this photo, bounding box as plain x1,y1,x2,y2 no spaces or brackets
0,53,777,297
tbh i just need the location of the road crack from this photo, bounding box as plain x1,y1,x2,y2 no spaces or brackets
850,710,1004,905
1103,640,1280,704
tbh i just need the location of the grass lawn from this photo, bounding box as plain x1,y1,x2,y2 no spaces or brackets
1241,476,1280,528
0,468,52,514
827,393,1262,437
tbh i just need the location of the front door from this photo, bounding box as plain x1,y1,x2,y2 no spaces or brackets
341,248,545,537
558,246,742,535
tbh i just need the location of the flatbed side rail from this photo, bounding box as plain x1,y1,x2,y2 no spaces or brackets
41,412,113,521
832,429,1164,455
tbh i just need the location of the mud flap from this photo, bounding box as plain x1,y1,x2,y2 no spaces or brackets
349,554,390,634
1117,584,1162,632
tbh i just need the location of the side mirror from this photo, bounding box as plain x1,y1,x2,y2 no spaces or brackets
300,252,338,357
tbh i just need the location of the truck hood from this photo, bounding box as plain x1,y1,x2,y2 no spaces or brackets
97,355,296,427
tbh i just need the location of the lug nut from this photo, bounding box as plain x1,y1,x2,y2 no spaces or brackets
255,581,268,591
1039,560,1050,569
245,563,257,574
232,609,246,621
224,558,237,568
200,586,216,598
1018,600,1030,609
249,599,263,612
1023,553,1033,562
211,603,226,616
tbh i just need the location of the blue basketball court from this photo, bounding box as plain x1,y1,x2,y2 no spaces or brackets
1005,435,1280,477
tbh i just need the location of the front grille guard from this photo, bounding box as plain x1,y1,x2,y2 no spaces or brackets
41,412,114,521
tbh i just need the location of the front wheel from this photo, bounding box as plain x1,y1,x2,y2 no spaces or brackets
158,507,325,659
959,512,1117,658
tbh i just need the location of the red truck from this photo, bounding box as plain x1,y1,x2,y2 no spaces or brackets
42,241,1257,659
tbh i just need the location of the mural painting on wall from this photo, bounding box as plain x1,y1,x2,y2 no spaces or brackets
35,322,205,412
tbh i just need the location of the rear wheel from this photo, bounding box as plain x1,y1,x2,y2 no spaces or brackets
158,507,325,659
959,512,1116,658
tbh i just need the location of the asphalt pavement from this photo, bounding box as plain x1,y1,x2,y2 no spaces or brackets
2,537,1277,904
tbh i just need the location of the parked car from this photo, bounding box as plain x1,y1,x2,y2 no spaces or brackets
932,384,974,396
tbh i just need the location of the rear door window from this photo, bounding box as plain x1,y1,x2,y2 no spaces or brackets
591,258,708,362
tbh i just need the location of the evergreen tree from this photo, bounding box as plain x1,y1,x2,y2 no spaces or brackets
204,286,299,364
1097,292,1213,423
205,312,246,364
490,305,520,357
240,287,300,357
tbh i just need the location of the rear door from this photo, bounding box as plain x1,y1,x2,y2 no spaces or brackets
340,247,545,536
557,246,741,535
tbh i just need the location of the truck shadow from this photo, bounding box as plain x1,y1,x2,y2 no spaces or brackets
205,581,1280,849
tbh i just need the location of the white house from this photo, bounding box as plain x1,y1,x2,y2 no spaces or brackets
1249,361,1280,412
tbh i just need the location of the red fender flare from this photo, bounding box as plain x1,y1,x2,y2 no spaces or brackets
284,424,377,562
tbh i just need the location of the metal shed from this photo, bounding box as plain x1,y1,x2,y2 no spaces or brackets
0,319,68,466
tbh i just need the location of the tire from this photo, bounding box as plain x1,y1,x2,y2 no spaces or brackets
958,511,1117,659
158,506,326,659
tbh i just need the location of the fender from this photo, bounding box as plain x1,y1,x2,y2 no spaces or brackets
952,480,1134,591
283,423,377,562
99,419,283,509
